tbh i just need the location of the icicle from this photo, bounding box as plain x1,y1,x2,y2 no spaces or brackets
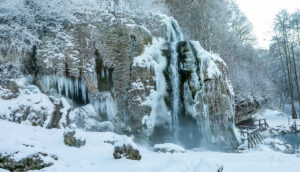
74,79,79,96
57,75,64,96
36,74,89,105
80,81,87,103
101,69,105,78
90,92,117,121
106,69,109,82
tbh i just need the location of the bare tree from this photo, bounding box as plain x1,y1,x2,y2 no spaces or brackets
273,10,300,119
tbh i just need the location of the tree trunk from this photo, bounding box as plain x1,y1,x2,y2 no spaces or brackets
281,25,297,119
291,39,300,117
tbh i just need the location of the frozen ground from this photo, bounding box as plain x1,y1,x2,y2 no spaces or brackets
1,115,300,172
255,109,300,129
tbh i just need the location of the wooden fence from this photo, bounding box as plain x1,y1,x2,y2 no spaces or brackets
238,119,269,149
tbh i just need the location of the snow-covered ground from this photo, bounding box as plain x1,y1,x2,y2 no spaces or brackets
1,116,300,172
255,109,300,129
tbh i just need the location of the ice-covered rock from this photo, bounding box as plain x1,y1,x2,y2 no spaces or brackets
134,19,238,149
0,0,238,150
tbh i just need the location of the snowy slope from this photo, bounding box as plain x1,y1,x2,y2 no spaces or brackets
1,120,300,172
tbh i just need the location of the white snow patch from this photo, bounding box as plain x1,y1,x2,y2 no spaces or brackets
131,79,145,90
189,41,221,79
0,120,300,172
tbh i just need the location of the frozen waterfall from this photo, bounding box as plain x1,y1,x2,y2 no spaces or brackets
166,18,184,140
138,17,238,149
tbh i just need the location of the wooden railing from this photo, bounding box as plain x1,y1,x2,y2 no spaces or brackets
256,119,269,131
238,118,269,149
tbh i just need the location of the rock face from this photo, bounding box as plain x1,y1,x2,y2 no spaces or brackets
0,0,238,149
235,93,266,124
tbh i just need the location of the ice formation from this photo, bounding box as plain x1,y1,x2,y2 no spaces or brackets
135,16,237,149
36,74,117,126
36,74,88,104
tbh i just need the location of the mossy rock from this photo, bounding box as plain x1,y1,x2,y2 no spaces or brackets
0,152,56,172
113,144,141,160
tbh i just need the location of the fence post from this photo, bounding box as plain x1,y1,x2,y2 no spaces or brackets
247,133,250,149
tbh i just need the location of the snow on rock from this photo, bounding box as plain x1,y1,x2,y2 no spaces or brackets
0,151,56,172
235,93,267,124
0,78,55,127
189,41,222,79
113,144,142,160
154,143,186,153
69,104,115,132
63,128,86,148
133,38,165,69
0,0,129,60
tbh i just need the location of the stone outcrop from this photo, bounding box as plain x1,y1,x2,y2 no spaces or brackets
235,93,267,124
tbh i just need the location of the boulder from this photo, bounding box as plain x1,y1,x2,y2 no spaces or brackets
63,129,86,148
235,93,267,124
0,152,56,172
113,144,141,160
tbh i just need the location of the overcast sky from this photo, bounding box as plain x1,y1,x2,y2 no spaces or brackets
235,0,300,49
